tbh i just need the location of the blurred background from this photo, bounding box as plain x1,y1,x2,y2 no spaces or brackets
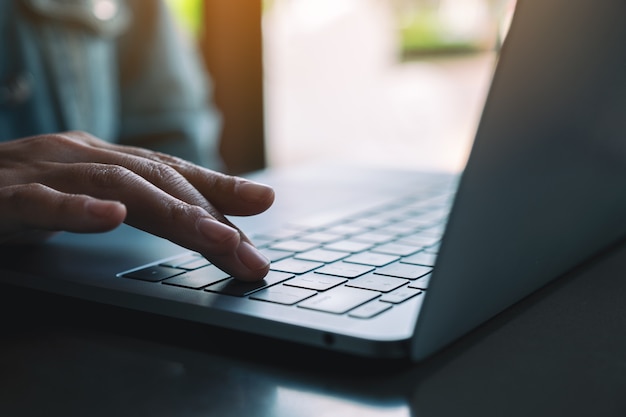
166,0,516,174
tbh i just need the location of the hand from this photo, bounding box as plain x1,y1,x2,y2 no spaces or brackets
0,131,275,281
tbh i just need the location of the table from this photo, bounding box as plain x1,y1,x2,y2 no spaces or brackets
2,234,626,417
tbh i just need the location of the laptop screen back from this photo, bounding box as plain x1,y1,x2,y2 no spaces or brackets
412,0,626,360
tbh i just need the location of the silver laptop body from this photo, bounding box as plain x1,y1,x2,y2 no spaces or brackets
1,0,624,362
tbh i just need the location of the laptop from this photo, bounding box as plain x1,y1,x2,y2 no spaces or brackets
1,0,625,362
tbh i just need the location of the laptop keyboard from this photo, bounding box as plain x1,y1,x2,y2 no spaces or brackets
120,189,454,320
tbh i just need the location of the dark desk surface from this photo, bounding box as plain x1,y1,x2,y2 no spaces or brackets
2,240,626,417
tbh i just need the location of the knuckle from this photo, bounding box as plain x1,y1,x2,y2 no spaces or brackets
40,132,78,147
1,183,50,225
3,183,45,205
21,134,61,152
64,130,105,146
164,201,204,223
19,130,93,146
84,163,136,189
150,151,187,167
146,162,183,184
143,161,206,201
23,132,90,156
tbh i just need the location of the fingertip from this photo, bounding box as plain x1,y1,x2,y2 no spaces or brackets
199,240,270,282
84,199,127,226
235,241,271,281
236,180,275,206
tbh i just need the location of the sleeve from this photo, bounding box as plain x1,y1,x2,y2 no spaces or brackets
115,0,223,169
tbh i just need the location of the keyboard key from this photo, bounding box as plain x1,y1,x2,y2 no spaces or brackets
252,228,302,241
324,240,373,253
297,232,343,244
346,274,408,293
349,301,392,319
162,265,230,289
271,258,324,274
348,300,391,319
270,240,320,253
393,218,433,230
379,222,422,235
315,262,374,278
380,287,423,304
396,234,440,248
159,253,198,268
351,231,395,244
294,248,350,263
373,209,411,223
348,217,391,229
401,251,437,266
415,210,447,224
407,273,431,290
298,286,379,314
285,273,347,291
343,252,399,267
205,271,294,296
417,226,445,238
260,248,294,262
175,257,211,270
324,224,367,236
250,285,317,305
374,263,432,279
250,236,274,248
371,242,421,257
122,265,183,282
423,244,440,254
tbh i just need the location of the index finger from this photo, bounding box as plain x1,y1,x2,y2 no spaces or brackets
42,162,271,281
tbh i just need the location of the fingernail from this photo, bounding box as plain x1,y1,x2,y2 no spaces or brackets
236,181,274,203
85,199,125,218
237,241,270,271
197,217,239,244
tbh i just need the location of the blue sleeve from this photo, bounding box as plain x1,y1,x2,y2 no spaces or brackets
0,0,222,169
